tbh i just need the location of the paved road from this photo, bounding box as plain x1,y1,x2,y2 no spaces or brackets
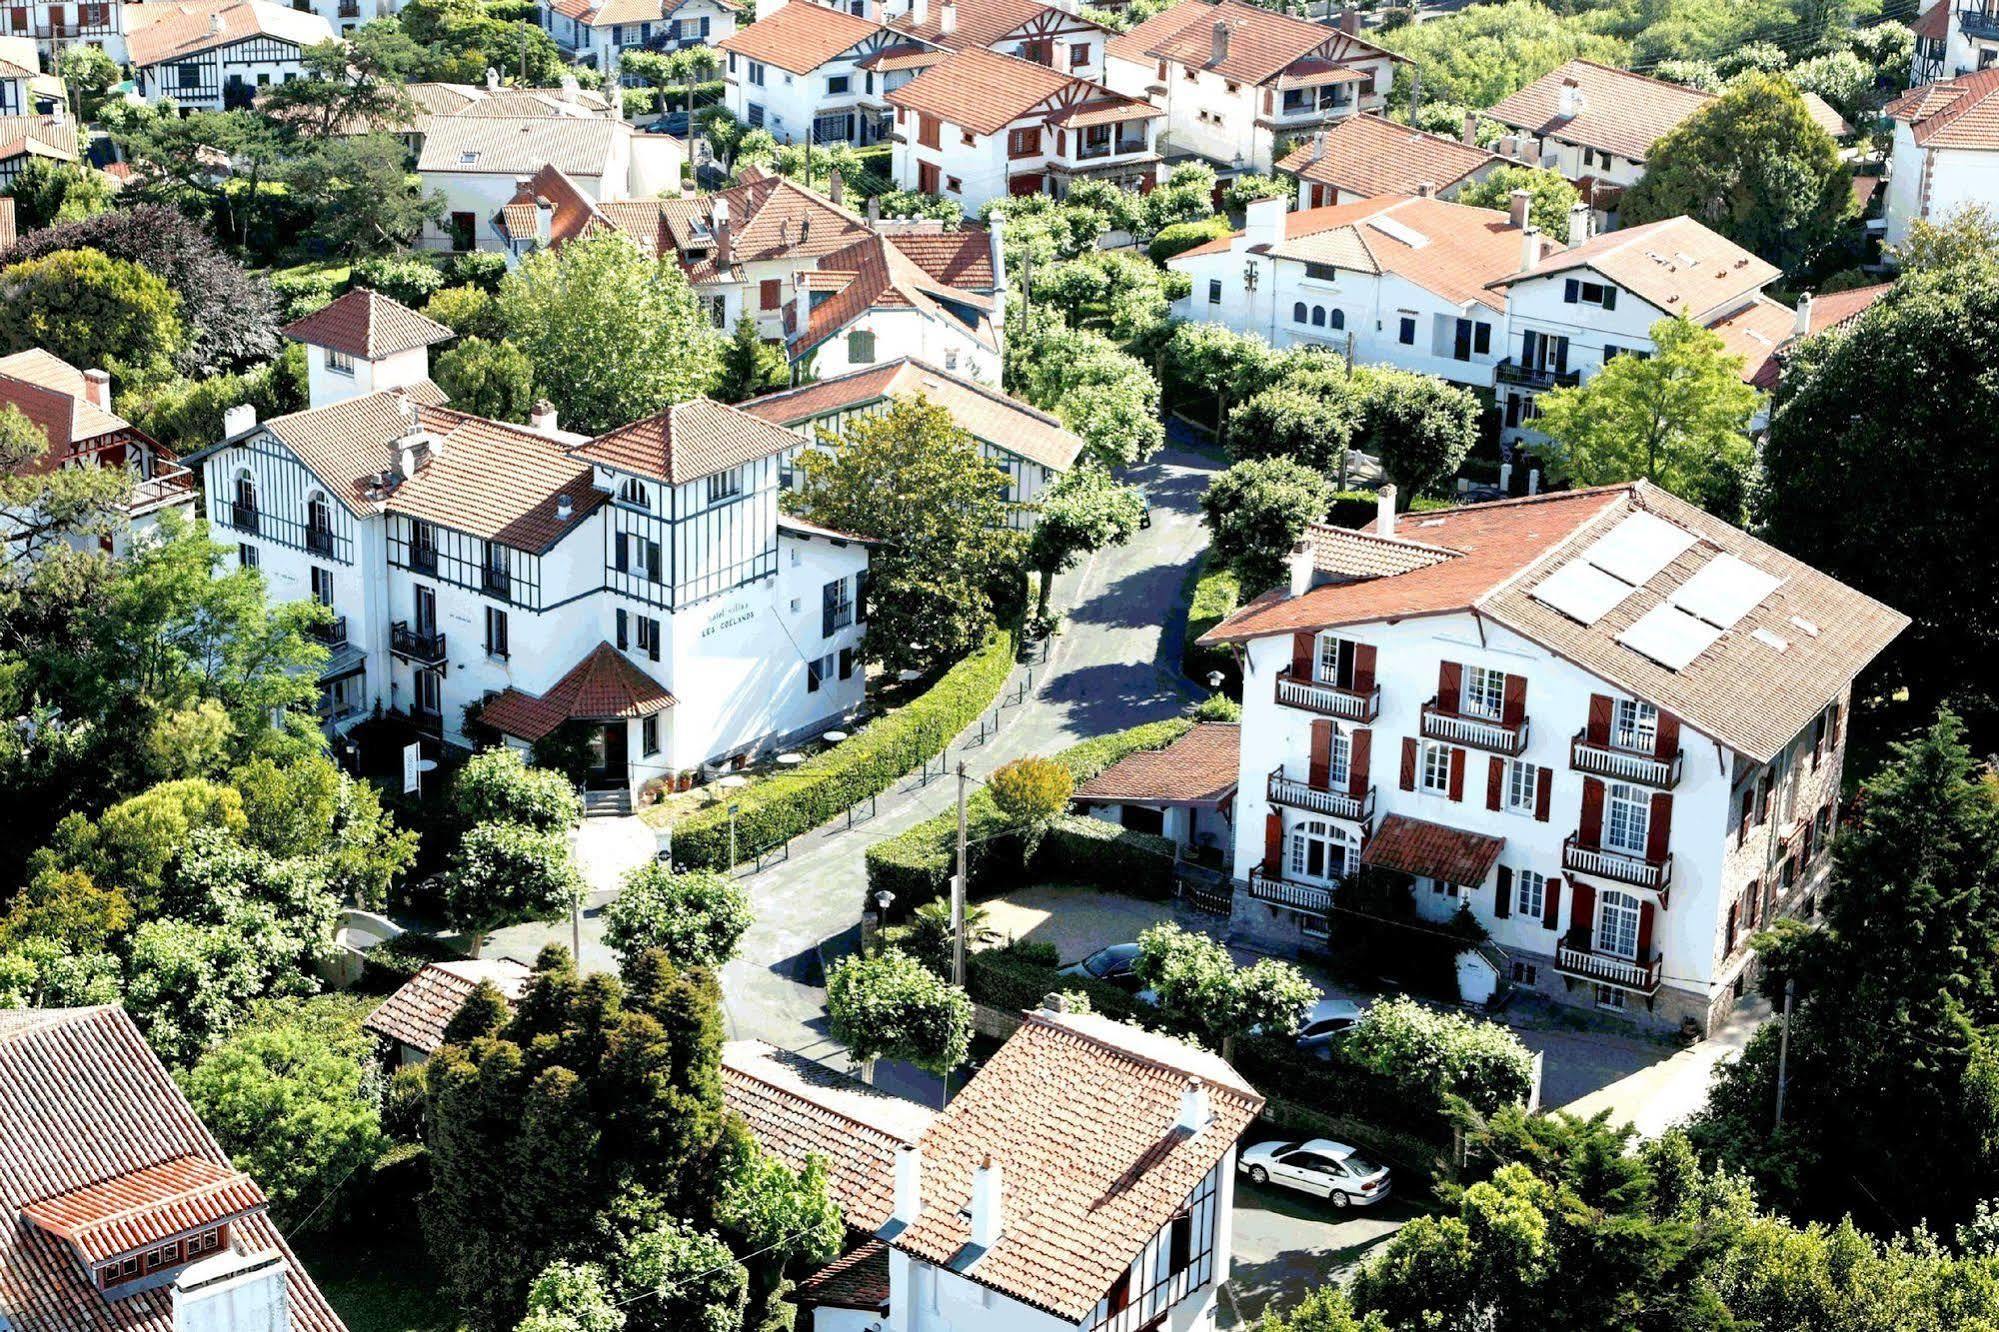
1222,1180,1420,1328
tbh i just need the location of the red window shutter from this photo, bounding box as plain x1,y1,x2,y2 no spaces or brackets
1586,694,1612,746
1308,720,1332,789
1501,674,1526,726
1579,778,1605,847
1291,631,1314,678
1726,902,1738,954
1543,875,1562,929
1760,780,1774,824
1486,756,1504,811
1571,880,1596,940
1264,811,1283,871
1636,901,1654,959
1353,643,1376,694
1745,877,1760,927
1348,729,1371,796
1399,737,1417,791
1448,747,1466,802
1436,661,1461,714
1495,866,1512,918
759,278,781,310
1654,711,1679,760
1646,793,1672,862
1534,767,1552,823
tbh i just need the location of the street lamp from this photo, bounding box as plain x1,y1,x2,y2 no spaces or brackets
1206,669,1224,692
873,889,895,923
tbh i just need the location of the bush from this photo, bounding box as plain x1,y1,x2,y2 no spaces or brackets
601,863,751,970
666,625,1020,868
1148,216,1234,265
965,942,1141,1021
1034,816,1176,899
445,250,509,294
426,284,508,340
352,254,445,308
267,264,350,321
450,748,581,833
1324,488,1450,528
1336,995,1534,1117
1181,554,1240,687
360,932,462,989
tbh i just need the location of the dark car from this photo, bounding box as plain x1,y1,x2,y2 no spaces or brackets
1059,943,1149,995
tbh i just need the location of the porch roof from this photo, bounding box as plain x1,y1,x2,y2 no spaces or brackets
479,642,676,742
1360,814,1503,887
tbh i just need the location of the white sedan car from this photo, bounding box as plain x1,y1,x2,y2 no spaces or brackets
1239,1138,1392,1208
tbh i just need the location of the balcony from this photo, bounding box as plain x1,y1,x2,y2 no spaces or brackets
1267,767,1374,827
1960,4,1999,38
408,546,438,575
390,621,446,665
1570,730,1682,789
1495,358,1581,391
1274,672,1379,722
1246,864,1335,915
310,615,349,648
482,567,512,599
1563,835,1671,894
126,463,193,517
306,526,336,557
1420,702,1529,756
230,501,260,533
1554,938,1661,995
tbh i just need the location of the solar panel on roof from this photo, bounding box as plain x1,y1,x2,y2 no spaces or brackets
1529,560,1632,625
1617,604,1724,671
1669,553,1782,629
1582,511,1697,586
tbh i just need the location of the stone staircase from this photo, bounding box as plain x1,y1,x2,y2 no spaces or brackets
582,787,633,818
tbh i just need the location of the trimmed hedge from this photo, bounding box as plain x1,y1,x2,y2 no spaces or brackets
1148,215,1233,265
665,626,1020,868
1181,553,1240,689
1034,816,1176,899
1325,488,1451,528
966,944,1143,1022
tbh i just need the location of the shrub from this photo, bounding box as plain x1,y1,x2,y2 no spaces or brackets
425,284,508,341
352,254,446,308
987,756,1074,850
1034,816,1176,899
1336,995,1535,1117
965,942,1140,1021
1181,554,1240,687
267,264,350,321
665,626,1019,868
445,250,509,294
826,947,972,1074
601,863,751,970
450,748,581,833
1147,215,1233,265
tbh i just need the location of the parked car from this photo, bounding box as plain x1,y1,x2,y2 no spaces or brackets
646,110,692,135
1295,998,1365,1059
1239,1138,1391,1209
1060,944,1159,1004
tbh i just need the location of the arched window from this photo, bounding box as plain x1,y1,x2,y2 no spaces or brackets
233,468,256,512
1310,306,1326,327
1292,301,1308,324
619,477,650,511
1287,818,1356,886
1328,308,1346,330
305,490,332,553
1596,891,1641,959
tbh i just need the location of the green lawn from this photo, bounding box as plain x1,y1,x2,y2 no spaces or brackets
293,1229,464,1332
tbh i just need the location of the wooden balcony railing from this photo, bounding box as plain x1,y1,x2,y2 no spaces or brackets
1563,835,1671,894
390,621,446,665
1420,702,1529,756
310,615,348,648
1266,768,1374,827
230,501,260,533
1274,672,1379,722
1554,939,1661,994
1569,730,1682,788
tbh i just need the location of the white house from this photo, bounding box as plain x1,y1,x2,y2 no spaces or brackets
0,35,64,116
1913,0,1999,83
125,0,333,111
413,113,684,252
1276,111,1503,209
184,289,870,807
885,45,1159,210
1199,482,1906,1035
0,0,129,67
0,111,76,189
543,0,742,78
881,0,1111,80
739,355,1083,527
0,1006,351,1332
1883,69,1999,249
787,229,1004,379
1102,0,1396,175
1168,191,1541,391
1482,60,1712,220
717,0,908,143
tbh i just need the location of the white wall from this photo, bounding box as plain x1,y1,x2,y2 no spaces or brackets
1105,49,1390,172
724,47,887,144
304,344,432,410
1884,120,1928,248
134,36,316,109
1891,140,1999,250
805,307,998,382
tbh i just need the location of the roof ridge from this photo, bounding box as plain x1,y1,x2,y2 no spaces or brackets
1313,521,1463,559
1566,56,1718,98
1022,1010,1258,1100
900,357,1069,429
1470,485,1636,610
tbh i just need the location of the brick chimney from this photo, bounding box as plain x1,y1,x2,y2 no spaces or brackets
713,196,732,270
1507,187,1531,230
1461,111,1479,145
1337,6,1358,33
83,368,111,411
1210,18,1229,66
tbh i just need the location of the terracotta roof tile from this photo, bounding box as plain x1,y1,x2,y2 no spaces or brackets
1488,214,1779,319
1487,59,1713,163
573,397,804,485
388,403,605,550
481,643,675,741
1888,67,1999,148
1915,0,1949,41
718,3,889,74
281,289,455,361
791,234,998,359
20,1158,265,1267
886,0,1097,52
125,0,331,67
884,226,996,289
885,46,1146,136
1073,722,1239,804
0,115,79,164
1106,0,1391,86
0,1007,347,1332
0,350,128,457
1305,524,1457,579
0,35,34,78
1361,814,1503,885
362,959,532,1056
1277,113,1498,198
1710,286,1895,392
249,385,450,513
890,1009,1261,1322
795,1240,890,1311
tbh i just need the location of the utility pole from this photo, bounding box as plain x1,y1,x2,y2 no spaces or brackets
1773,976,1795,1132
953,761,969,988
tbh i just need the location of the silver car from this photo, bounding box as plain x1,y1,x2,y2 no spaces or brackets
1239,1138,1392,1208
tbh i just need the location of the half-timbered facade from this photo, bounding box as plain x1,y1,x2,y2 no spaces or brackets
126,0,333,110
1201,483,1906,1035
881,0,1110,79
718,0,909,143
543,0,741,78
0,0,127,66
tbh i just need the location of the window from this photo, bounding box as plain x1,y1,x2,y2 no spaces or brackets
642,714,659,757
306,490,333,553
176,61,200,88
1506,760,1540,815
1593,982,1627,1010
1314,635,1359,688
946,175,962,194
1515,869,1546,920
823,577,853,634
1604,781,1649,855
1324,728,1351,789
1007,126,1040,158
1292,300,1307,323
1420,740,1451,795
616,607,628,649
1070,40,1088,68
1287,818,1354,884
1596,890,1640,959
839,647,855,680
918,160,940,194
746,102,765,128
637,615,660,661
1562,278,1617,309
1461,665,1507,720
619,477,651,510
1303,261,1338,281
1451,317,1492,360
325,347,355,376
847,330,876,363
310,566,334,606
1207,279,1222,304
414,667,441,717
1510,960,1538,986
238,542,259,569
759,278,783,310
1397,314,1416,345
1329,308,1345,329
485,606,509,658
1612,698,1657,752
1168,1209,1193,1273
748,59,765,85
827,73,849,94
1310,306,1326,327
807,652,835,693
708,469,742,505
410,519,438,572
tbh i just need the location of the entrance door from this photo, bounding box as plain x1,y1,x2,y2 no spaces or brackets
1120,804,1165,835
595,722,628,787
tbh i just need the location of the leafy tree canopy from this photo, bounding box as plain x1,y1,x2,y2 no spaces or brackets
825,946,972,1075
601,863,752,971
0,246,185,389
1025,465,1145,617
1455,165,1582,238
1200,457,1335,596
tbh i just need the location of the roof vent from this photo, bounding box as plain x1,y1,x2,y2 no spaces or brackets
1752,627,1789,652
1788,615,1820,637
556,494,573,520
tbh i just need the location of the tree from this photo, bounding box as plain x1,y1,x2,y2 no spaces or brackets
1226,379,1362,474
986,756,1074,856
398,0,565,83
1893,201,1999,273
233,754,416,908
711,315,789,404
1531,315,1760,519
286,134,447,257
1,159,113,232
711,1135,843,1296
516,1262,625,1332
1132,922,1317,1056
445,821,584,951
177,996,387,1231
1025,465,1145,618
1008,322,1164,468
427,284,509,340
56,43,118,121
451,748,583,832
111,108,289,253
1356,369,1479,500
789,396,1023,676
1199,458,1334,595
1758,265,1999,723
498,231,721,434
0,404,131,570
35,778,250,912
437,336,538,422
825,947,972,1076
1377,0,1628,107
1622,73,1853,276
0,246,185,388
1167,322,1278,434
1338,996,1534,1116
601,863,752,970
1455,165,1582,238
613,1218,746,1332
261,25,421,139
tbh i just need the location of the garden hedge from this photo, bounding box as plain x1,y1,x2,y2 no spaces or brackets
1180,554,1239,688
966,944,1143,1022
1325,488,1451,528
665,625,1020,868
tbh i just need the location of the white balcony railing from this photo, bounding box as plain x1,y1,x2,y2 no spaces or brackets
1246,865,1334,915
1266,769,1373,825
1562,836,1672,894
1274,673,1379,722
1570,731,1682,788
1555,940,1661,993
1420,702,1529,756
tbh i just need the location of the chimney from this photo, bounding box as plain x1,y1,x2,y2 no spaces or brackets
1566,201,1589,248
969,1156,1003,1249
1507,187,1531,230
989,211,1009,327
1210,17,1229,66
208,11,224,32
1416,180,1434,198
892,1145,922,1226
1793,292,1813,337
485,66,500,91
1337,5,1358,33
794,280,811,340
559,73,579,104
536,198,554,245
1461,111,1479,145
867,195,881,226
397,442,420,481
1309,129,1326,163
1557,77,1582,119
911,0,926,25
83,367,111,411
713,196,732,270
1244,192,1286,250
829,169,844,205
1520,223,1541,271
1375,483,1396,537
222,402,256,437
556,493,573,520
1286,540,1313,596
940,0,956,32
1497,134,1518,159
1176,1077,1212,1132
530,399,558,433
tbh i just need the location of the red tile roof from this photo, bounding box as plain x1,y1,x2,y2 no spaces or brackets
362,959,532,1056
1486,59,1713,163
1887,67,1999,149
791,233,998,359
795,1240,891,1311
573,397,805,485
1276,113,1499,199
884,226,996,289
1073,722,1239,805
1105,0,1391,87
479,643,676,742
1360,814,1504,886
1915,0,1949,41
124,0,331,67
718,2,888,74
890,1008,1261,1322
886,0,1094,52
0,350,131,458
388,403,604,551
281,289,455,361
884,46,1148,137
20,1158,264,1266
0,1007,347,1332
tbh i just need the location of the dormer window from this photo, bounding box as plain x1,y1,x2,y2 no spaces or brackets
458,149,481,166
22,1155,260,1300
324,347,355,376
